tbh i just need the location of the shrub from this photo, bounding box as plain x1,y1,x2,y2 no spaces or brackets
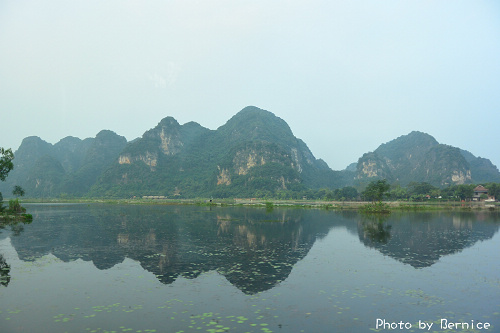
361,201,391,214
8,199,25,213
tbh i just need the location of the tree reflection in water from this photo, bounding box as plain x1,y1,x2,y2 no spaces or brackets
0,254,10,287
360,215,392,245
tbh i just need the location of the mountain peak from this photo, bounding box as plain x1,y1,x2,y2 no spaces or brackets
406,131,438,142
16,136,53,159
382,131,438,148
239,105,283,119
219,106,294,146
19,135,49,147
158,116,180,128
96,129,123,139
55,136,82,147
374,131,438,161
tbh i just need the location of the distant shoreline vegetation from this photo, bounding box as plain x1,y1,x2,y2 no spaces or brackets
14,197,499,212
10,179,500,212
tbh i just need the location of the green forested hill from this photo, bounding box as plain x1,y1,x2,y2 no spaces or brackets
0,131,127,198
59,130,127,196
89,106,348,198
354,131,500,186
2,107,500,199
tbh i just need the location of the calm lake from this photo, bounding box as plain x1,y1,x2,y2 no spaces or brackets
1,204,499,333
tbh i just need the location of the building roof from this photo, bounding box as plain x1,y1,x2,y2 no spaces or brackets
473,185,488,192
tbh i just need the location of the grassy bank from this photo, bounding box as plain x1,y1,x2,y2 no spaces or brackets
12,197,500,211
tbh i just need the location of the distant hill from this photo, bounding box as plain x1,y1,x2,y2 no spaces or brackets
2,108,499,199
352,131,500,187
0,131,126,197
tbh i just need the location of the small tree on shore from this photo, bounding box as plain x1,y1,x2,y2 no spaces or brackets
0,147,14,212
12,186,25,198
0,148,14,182
9,186,25,213
360,179,392,214
362,179,391,203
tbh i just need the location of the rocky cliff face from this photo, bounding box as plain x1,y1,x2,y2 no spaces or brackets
461,151,500,183
356,152,394,181
90,106,333,198
117,117,209,171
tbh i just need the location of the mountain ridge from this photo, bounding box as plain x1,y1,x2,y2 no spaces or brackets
353,131,500,186
1,106,499,198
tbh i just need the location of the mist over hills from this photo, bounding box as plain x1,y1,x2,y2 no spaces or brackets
1,106,499,198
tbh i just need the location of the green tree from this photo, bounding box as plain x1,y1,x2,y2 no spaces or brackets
12,185,25,198
9,184,25,214
362,179,391,202
340,186,358,200
407,182,437,196
0,148,14,181
389,185,408,200
485,183,500,200
0,147,14,211
454,184,474,201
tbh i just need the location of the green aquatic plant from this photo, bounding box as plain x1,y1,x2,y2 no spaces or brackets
361,201,391,214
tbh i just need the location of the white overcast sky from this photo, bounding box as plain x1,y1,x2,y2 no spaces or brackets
1,0,499,170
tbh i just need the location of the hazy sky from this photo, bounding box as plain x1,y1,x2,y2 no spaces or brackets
1,0,499,170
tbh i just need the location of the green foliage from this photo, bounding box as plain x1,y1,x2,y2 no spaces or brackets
339,186,358,200
8,199,25,213
453,184,475,200
321,186,359,201
0,148,14,212
22,213,33,223
407,182,437,196
402,182,440,201
12,185,25,198
389,185,408,200
362,179,391,202
361,201,391,214
483,182,500,199
0,147,14,182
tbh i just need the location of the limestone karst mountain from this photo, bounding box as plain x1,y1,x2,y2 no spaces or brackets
2,108,499,198
89,106,348,198
353,131,500,187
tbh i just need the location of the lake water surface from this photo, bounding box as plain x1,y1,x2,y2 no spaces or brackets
1,204,499,333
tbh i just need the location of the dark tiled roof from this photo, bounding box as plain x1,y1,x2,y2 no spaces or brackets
473,185,488,192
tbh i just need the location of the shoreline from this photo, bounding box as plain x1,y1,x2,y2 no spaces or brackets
7,198,499,211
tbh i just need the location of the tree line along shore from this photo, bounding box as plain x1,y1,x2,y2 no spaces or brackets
12,196,499,212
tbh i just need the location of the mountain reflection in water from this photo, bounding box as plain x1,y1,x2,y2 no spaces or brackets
358,211,500,268
3,204,500,294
